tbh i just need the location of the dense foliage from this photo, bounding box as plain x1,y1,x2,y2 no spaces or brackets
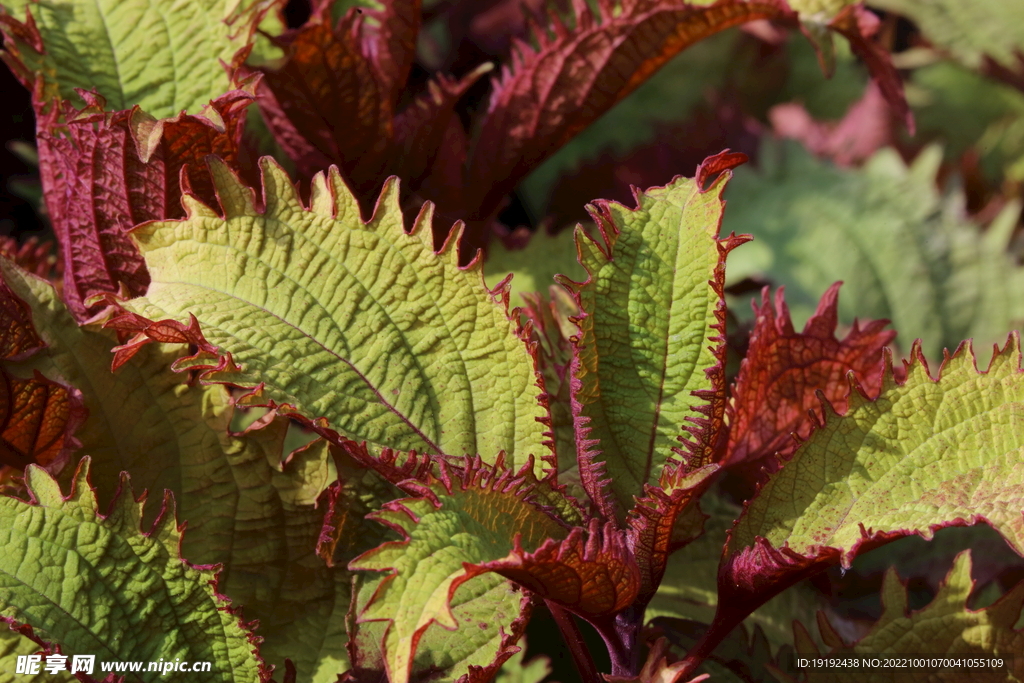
1,0,1023,681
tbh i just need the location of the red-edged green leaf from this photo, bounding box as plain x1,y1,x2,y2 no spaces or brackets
464,0,796,225
0,0,264,118
0,458,266,682
347,571,533,683
724,283,893,479
0,258,351,680
106,158,553,477
772,551,1024,681
565,159,746,521
679,333,1024,676
34,89,252,319
349,458,570,683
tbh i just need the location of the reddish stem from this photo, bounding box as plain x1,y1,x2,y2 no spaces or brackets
546,600,601,683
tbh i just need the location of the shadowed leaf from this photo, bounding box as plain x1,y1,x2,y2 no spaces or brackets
772,551,1024,681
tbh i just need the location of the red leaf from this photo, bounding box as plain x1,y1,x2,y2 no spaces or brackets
35,89,252,319
0,370,85,470
828,4,914,135
241,14,392,188
0,236,60,282
0,267,85,470
724,283,893,478
627,463,718,604
355,0,422,110
392,65,491,192
464,0,797,226
470,517,641,618
0,273,43,361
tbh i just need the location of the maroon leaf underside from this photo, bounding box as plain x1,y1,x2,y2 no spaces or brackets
391,66,491,213
34,89,252,320
463,0,798,231
351,0,422,109
828,3,914,134
0,268,85,471
0,237,60,282
242,13,393,190
723,283,893,486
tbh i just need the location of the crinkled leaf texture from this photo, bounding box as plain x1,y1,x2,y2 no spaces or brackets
724,143,1024,364
32,89,253,319
683,332,1024,675
0,458,264,682
108,158,551,474
724,283,893,479
567,159,745,521
0,0,265,117
349,458,585,683
0,259,350,681
773,551,1024,682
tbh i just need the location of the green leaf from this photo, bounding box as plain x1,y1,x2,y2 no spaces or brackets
112,159,551,474
348,572,531,683
0,259,351,682
732,333,1024,561
0,458,264,682
723,142,1024,363
349,460,567,683
868,0,1024,69
774,551,1024,681
567,166,744,519
0,0,266,118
